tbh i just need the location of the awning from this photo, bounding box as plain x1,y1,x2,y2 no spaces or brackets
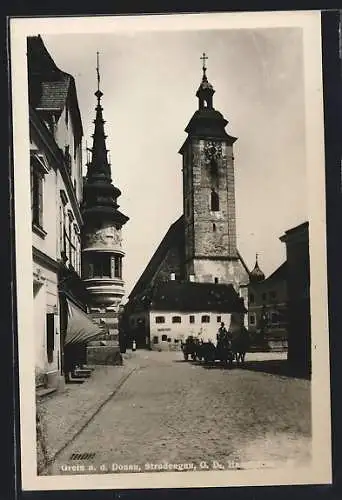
64,299,103,346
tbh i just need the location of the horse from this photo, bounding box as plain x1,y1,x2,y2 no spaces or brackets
231,327,250,365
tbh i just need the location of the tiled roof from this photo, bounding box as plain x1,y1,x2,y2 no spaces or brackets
27,35,83,136
38,76,71,110
149,281,246,313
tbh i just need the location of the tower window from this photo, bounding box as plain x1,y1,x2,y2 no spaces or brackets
211,190,219,211
92,254,111,278
213,223,216,232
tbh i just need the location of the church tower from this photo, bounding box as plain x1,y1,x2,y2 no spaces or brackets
179,53,248,291
81,54,129,327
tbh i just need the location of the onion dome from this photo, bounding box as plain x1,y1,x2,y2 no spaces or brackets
249,254,265,283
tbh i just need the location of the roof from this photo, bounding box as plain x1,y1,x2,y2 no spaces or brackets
128,215,184,300
149,281,246,313
266,261,287,282
27,35,83,138
279,221,309,243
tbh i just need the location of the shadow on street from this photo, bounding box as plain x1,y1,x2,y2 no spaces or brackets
177,358,311,380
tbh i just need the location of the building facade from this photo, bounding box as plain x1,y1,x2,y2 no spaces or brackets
280,221,311,374
28,35,94,389
81,66,129,340
248,256,288,351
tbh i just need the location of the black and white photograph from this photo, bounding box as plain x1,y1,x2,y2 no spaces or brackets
10,11,331,491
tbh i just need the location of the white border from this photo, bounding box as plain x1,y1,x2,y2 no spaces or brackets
10,10,331,491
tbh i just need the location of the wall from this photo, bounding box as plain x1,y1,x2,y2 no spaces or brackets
33,263,60,387
54,104,83,204
248,278,287,332
282,224,310,371
149,310,232,350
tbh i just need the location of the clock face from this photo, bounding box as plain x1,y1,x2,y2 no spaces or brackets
204,141,222,162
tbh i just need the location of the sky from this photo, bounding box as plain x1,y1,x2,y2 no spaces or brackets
42,27,307,300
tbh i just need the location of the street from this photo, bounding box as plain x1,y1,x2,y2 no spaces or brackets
46,350,311,475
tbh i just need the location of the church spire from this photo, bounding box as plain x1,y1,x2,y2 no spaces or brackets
196,52,215,110
87,51,111,183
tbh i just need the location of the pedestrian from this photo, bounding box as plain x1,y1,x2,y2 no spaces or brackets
132,339,136,352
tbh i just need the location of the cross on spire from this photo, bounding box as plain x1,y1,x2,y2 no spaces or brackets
200,52,208,73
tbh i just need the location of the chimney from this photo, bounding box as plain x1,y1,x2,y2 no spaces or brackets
189,274,195,282
170,273,176,281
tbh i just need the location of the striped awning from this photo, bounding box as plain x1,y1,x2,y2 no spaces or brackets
64,299,103,346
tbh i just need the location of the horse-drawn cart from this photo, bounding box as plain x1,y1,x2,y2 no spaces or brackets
181,328,249,367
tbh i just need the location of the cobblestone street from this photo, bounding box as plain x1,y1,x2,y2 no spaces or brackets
44,350,311,476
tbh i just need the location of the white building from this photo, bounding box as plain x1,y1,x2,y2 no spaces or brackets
28,35,91,390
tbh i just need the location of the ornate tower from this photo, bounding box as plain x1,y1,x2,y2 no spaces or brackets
81,54,129,324
179,53,248,290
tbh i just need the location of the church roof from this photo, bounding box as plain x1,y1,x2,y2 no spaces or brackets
149,281,246,313
128,215,184,300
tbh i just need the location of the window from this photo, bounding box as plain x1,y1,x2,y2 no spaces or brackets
249,293,254,304
214,277,219,284
210,189,219,211
167,338,172,343
189,315,195,324
262,293,266,301
31,160,43,228
250,314,256,325
174,339,179,343
161,334,168,341
155,316,165,324
114,256,122,279
201,315,210,323
217,316,222,323
153,336,159,344
270,291,277,300
172,316,181,324
46,313,54,363
213,223,216,232
93,254,111,278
